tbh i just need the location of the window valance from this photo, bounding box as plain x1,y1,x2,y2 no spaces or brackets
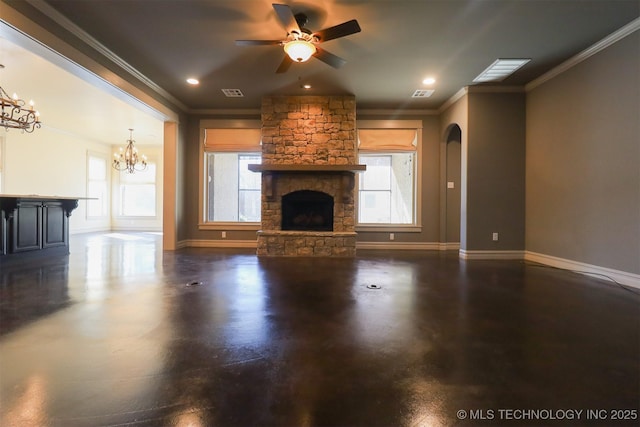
358,129,417,151
204,128,262,152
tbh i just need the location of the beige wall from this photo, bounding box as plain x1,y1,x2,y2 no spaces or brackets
445,138,461,243
439,95,468,247
183,113,444,246
466,90,526,251
184,114,261,243
2,127,165,233
6,0,637,274
2,127,111,233
356,114,441,245
526,31,640,274
438,90,527,253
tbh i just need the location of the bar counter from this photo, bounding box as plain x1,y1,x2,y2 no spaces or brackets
0,194,84,261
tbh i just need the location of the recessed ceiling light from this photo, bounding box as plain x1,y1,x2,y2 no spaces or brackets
301,84,312,89
422,77,436,85
473,59,530,83
186,78,199,85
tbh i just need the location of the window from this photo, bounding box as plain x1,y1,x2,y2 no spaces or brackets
86,152,108,218
118,163,157,217
0,136,4,192
359,153,415,223
200,122,262,228
206,153,261,222
357,123,422,229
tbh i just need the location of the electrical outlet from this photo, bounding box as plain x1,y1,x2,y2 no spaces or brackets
390,233,395,241
492,232,499,241
221,231,227,239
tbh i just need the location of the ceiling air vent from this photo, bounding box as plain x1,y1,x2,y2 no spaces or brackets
221,88,244,97
412,89,434,98
473,59,531,83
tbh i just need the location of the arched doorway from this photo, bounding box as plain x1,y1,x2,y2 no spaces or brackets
445,124,462,248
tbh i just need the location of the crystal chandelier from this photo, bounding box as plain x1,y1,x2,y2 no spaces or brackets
113,128,147,173
0,84,41,133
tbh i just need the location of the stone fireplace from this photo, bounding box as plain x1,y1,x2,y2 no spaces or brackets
250,95,365,256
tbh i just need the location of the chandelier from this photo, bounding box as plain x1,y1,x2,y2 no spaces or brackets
0,84,41,133
113,128,147,173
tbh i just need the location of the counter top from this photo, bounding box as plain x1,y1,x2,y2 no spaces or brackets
0,194,95,200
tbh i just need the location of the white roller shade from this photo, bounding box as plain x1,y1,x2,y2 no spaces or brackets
204,128,262,152
358,129,417,151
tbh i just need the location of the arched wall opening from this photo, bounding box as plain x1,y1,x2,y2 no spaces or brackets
445,125,462,247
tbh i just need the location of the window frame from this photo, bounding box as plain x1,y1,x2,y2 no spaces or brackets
114,158,159,219
198,119,262,231
356,120,423,232
0,135,4,193
86,150,110,219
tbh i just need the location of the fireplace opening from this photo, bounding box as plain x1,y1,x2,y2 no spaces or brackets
282,190,334,231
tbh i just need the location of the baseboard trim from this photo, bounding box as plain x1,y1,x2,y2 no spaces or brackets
459,250,525,260
525,251,640,289
172,241,639,289
179,240,458,251
356,242,447,250
182,239,258,249
439,242,461,251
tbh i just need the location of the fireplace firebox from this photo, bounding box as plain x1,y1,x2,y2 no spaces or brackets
281,190,333,231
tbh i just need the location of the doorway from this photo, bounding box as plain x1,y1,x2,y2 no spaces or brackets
445,125,461,247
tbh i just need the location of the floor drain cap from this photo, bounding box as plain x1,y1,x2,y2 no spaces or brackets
186,281,203,287
366,284,382,289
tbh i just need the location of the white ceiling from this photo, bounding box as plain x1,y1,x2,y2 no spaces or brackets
0,26,165,147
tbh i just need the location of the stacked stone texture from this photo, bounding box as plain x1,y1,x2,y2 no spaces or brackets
257,95,358,257
261,96,356,164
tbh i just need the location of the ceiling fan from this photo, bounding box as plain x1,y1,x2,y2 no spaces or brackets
236,3,361,73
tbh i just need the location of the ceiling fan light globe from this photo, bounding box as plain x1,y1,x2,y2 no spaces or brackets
284,40,316,62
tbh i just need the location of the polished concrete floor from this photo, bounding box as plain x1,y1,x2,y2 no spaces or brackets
0,232,638,427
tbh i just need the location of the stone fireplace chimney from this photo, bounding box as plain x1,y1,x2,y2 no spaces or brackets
249,95,365,256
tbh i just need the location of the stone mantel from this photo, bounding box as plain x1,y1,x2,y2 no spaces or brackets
249,164,366,203
248,164,366,173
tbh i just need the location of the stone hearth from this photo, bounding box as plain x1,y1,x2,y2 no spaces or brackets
252,95,364,256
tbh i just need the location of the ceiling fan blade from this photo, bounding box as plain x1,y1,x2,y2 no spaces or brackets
313,19,361,43
276,55,293,73
273,3,301,35
313,47,347,69
236,40,282,46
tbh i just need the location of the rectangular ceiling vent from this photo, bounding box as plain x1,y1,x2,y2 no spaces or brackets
412,89,434,98
473,58,531,83
221,88,244,97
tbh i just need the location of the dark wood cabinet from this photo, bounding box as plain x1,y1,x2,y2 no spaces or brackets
43,202,68,249
12,200,43,253
0,196,79,261
0,207,5,256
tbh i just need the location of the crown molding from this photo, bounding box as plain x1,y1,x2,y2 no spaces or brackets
526,17,640,91
438,87,468,113
191,109,261,116
24,0,189,113
466,85,525,93
356,109,439,116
